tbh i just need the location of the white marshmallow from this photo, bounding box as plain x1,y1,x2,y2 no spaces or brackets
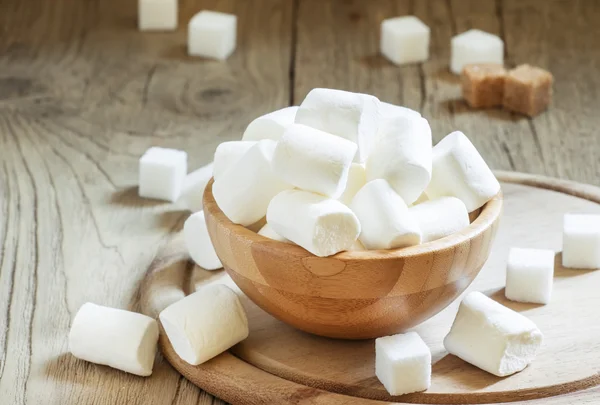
409,197,469,243
380,16,430,66
213,140,292,226
242,107,298,141
183,211,222,270
375,332,431,395
444,291,543,377
213,141,257,181
258,223,289,243
411,192,429,206
505,247,554,304
562,213,600,269
379,101,421,124
272,124,357,198
69,303,159,376
188,10,237,60
348,239,366,251
367,115,432,204
426,131,500,212
450,29,504,75
338,163,367,206
138,0,177,31
159,285,249,365
139,147,187,202
295,88,380,163
181,163,214,212
267,190,361,257
350,179,421,250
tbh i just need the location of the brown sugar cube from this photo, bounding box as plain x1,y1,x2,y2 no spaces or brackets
503,64,553,117
461,64,507,108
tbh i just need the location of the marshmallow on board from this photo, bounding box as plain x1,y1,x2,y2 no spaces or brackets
426,131,500,212
350,179,421,250
267,189,361,257
69,303,159,376
409,197,470,243
444,291,543,377
180,162,214,212
272,123,357,198
213,140,292,226
183,211,222,270
294,88,380,163
159,284,249,365
242,106,298,141
367,115,432,204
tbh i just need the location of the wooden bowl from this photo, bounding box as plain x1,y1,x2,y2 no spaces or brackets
203,180,503,339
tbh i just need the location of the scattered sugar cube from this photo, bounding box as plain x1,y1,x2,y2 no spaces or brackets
138,0,177,31
503,64,553,117
188,10,237,60
450,29,503,75
375,332,431,396
139,147,187,202
505,247,554,304
562,213,600,269
380,16,430,66
462,63,506,108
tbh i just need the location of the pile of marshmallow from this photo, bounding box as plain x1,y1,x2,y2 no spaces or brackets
209,87,500,257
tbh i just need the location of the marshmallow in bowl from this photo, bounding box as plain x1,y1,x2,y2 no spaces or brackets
242,106,298,141
351,179,421,250
409,197,470,243
366,115,432,205
272,123,357,198
213,140,292,226
213,141,257,181
426,131,500,212
294,88,380,163
267,189,361,257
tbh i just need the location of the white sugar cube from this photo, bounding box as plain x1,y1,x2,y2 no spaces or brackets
562,213,600,269
444,291,543,377
139,147,187,202
375,332,431,396
188,10,237,60
450,29,504,75
505,248,554,304
138,0,177,31
380,16,430,66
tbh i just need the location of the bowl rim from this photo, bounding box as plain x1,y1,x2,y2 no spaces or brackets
203,179,503,261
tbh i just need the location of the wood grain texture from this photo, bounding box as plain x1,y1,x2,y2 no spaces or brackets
203,180,502,339
158,175,600,404
1,0,599,404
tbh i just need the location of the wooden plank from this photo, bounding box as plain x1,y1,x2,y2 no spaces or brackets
0,0,292,404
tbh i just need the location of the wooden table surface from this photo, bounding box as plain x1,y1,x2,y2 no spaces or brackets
0,0,598,404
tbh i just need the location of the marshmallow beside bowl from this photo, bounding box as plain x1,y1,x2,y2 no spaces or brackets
203,178,502,339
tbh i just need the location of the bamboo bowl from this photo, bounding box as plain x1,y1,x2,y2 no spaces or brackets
203,180,503,339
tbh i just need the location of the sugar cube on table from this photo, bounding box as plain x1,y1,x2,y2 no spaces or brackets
213,140,292,226
562,213,600,269
213,141,257,181
350,179,421,250
444,291,543,377
242,107,298,142
272,123,357,198
503,64,553,117
375,332,431,396
294,88,380,163
159,285,249,365
139,147,187,202
505,247,554,304
380,16,430,66
425,131,500,212
267,189,361,257
138,0,177,31
409,197,469,243
188,10,237,60
450,29,503,75
366,114,432,205
462,63,507,108
69,303,159,376
183,211,222,270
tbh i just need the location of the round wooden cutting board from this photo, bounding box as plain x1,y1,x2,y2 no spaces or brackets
149,172,600,405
